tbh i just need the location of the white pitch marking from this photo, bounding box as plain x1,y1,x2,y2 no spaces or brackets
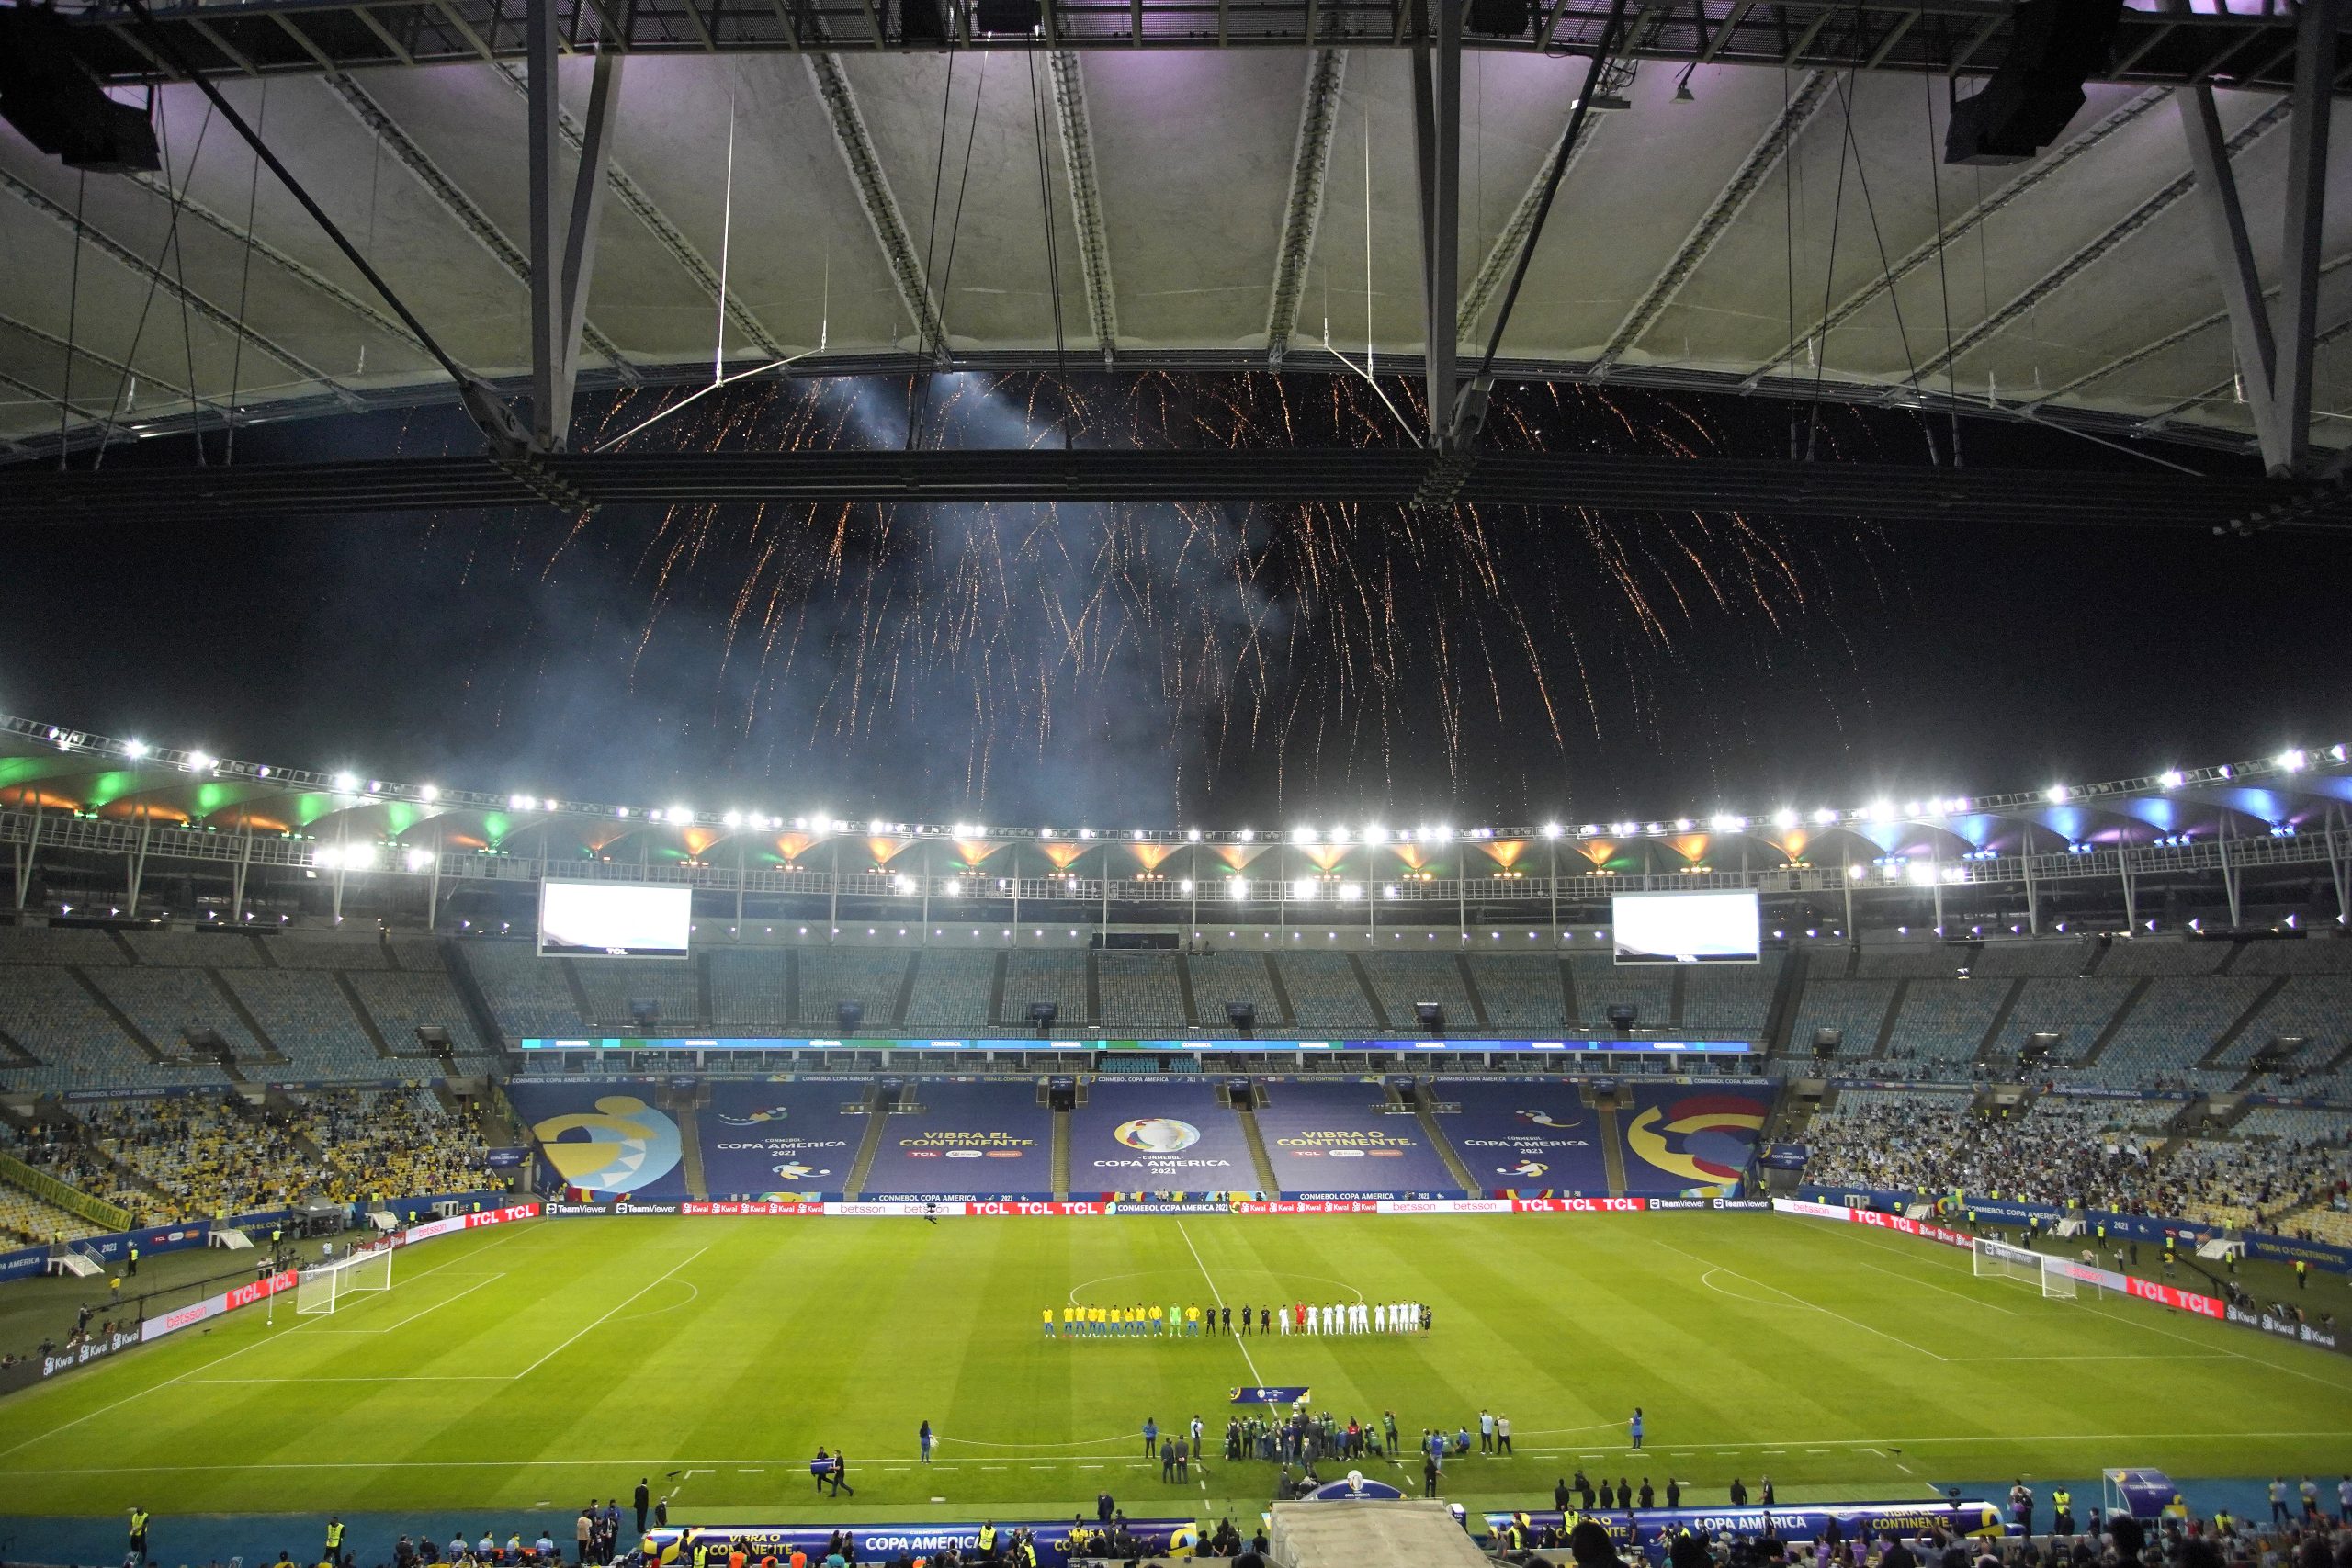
1174,1219,1263,1389
1851,1258,2019,1315
1659,1241,1947,1362
512,1246,708,1381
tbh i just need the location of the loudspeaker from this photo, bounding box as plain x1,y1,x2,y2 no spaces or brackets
1465,0,1532,36
1607,1003,1639,1026
974,0,1039,31
1811,1027,1843,1055
1943,0,2125,166
0,8,161,173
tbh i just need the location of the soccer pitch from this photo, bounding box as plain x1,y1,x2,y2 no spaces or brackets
1,1213,2346,1524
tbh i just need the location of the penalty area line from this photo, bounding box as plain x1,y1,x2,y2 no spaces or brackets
512,1246,708,1382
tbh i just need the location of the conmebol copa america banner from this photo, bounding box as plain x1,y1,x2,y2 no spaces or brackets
646,1519,1196,1568
1482,1500,2009,1551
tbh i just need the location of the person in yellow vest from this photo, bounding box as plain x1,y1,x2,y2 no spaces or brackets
2295,1259,2308,1290
325,1518,345,1562
977,1522,998,1561
2051,1489,2073,1536
126,1242,139,1277
693,1536,713,1568
130,1506,152,1564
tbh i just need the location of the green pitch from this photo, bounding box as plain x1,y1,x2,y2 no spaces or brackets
0,1213,2345,1525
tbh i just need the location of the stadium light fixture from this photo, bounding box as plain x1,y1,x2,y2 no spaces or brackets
724,811,743,828
1187,828,1203,841
124,739,149,759
1294,826,1317,844
1227,878,1249,899
1238,829,1254,842
1542,822,1563,839
2157,769,2184,790
510,793,532,809
1329,826,1351,844
183,750,213,773
1132,829,1145,840
2277,748,2307,773
1811,808,1838,826
2045,784,2069,803
1772,809,1798,830
419,784,440,803
1041,827,1056,839
1292,878,1317,899
1363,824,1386,843
1179,879,1194,893
1340,883,1363,900
334,771,359,792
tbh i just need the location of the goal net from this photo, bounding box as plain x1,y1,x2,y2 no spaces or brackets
1973,1236,2075,1299
296,1243,395,1315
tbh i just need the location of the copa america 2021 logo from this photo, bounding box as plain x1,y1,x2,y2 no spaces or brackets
1114,1118,1201,1154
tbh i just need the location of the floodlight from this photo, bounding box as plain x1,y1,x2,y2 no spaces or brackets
333,771,358,791
2157,769,2184,790
2277,748,2307,773
1542,823,1563,839
420,784,441,802
124,739,149,758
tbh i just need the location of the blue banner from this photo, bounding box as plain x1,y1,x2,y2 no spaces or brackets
699,1081,863,1199
1230,1384,1311,1404
1619,1085,1771,1196
1480,1500,2010,1552
507,1081,689,1200
861,1080,1055,1198
649,1518,1196,1568
1436,1081,1611,1195
521,1035,1751,1055
1069,1080,1264,1194
1254,1080,1465,1197
1307,1476,1405,1500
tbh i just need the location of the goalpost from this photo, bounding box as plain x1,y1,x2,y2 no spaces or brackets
296,1242,396,1315
1973,1236,2076,1299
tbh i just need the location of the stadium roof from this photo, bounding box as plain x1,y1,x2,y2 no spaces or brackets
3,0,2348,471
6,713,2346,869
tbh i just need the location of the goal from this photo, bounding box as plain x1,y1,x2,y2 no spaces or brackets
1973,1236,2075,1299
296,1243,395,1314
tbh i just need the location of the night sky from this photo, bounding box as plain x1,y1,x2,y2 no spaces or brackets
4,371,2345,831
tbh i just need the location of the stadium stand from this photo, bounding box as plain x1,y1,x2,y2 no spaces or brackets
345,970,491,1062
1972,942,2092,977
1094,952,1186,1030
0,1182,105,1244
459,942,590,1038
900,950,996,1030
0,926,128,966
571,956,701,1030
0,965,219,1092
218,970,387,1080
1679,953,1782,1034
267,935,394,970
1001,949,1090,1027
2072,976,2267,1091
1989,976,2137,1068
123,931,268,968
1186,952,1283,1027
1566,953,1674,1030
1354,951,1472,1032
1881,977,2007,1078
1463,954,1565,1029
707,949,792,1032
1272,952,1378,1029
85,967,263,1064
2097,938,2232,976
791,949,908,1031
1785,977,1894,1058
0,1114,151,1217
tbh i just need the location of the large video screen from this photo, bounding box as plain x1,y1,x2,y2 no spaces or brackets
537,881,694,960
1611,890,1760,965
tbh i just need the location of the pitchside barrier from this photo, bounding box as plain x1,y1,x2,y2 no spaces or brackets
1770,1197,2342,1353
540,1197,1776,1216
1480,1500,2012,1551
0,1201,543,1398
646,1518,1199,1568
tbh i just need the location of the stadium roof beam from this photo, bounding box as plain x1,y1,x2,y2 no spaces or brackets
0,167,367,417
1456,103,1609,342
1910,99,2291,387
2274,0,2339,473
1410,0,1464,451
324,72,641,389
1046,51,1119,366
490,64,788,361
2177,78,2285,469
527,0,622,452
1263,48,1347,369
59,0,2335,93
1589,69,1831,378
0,446,2345,531
1739,87,2172,393
805,54,948,355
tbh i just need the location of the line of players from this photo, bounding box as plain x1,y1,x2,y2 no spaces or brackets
1047,1301,1431,1336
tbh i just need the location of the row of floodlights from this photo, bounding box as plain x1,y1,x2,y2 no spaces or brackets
38,725,2350,841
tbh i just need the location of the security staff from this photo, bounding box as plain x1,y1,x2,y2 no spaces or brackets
2052,1489,2075,1536
326,1519,346,1560
692,1536,712,1568
126,1242,140,1277
978,1522,998,1562
2295,1259,2309,1289
130,1506,152,1563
